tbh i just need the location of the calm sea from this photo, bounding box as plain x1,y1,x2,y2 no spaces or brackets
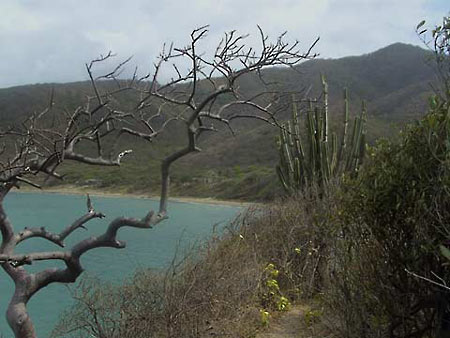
1,191,241,337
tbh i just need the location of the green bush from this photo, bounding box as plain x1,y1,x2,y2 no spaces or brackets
327,94,450,337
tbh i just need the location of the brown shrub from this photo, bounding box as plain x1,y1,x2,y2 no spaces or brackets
52,189,338,337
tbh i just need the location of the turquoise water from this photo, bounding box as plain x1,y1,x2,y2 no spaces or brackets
1,192,241,337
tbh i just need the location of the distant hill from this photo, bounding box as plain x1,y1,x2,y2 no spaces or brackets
239,42,436,118
0,43,440,200
185,43,437,167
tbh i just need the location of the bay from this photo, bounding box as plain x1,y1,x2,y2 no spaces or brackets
1,191,241,337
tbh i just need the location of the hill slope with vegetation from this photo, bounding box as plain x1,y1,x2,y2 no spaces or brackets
52,15,450,336
0,42,438,200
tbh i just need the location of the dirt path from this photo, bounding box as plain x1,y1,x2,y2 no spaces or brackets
257,306,305,338
256,305,332,338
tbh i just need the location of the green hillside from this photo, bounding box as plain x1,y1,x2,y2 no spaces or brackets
0,43,438,200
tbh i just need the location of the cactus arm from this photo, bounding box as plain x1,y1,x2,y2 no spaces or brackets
345,114,359,171
330,132,338,174
276,165,291,193
287,121,294,147
321,75,329,143
338,87,350,169
359,102,367,164
276,77,367,195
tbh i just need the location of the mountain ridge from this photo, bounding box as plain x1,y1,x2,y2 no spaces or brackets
0,42,439,200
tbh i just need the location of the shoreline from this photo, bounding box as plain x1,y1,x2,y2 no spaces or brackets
14,185,252,207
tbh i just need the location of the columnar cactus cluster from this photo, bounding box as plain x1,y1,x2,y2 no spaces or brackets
276,77,367,194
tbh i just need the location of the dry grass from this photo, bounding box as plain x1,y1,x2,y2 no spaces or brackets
53,190,338,337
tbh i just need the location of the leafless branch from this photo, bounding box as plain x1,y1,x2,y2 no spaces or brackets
0,25,317,337
405,268,450,292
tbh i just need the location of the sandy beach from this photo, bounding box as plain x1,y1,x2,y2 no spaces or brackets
14,185,252,207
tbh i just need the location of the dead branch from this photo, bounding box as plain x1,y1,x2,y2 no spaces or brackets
0,25,317,338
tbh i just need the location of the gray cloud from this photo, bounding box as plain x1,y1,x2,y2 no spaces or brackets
0,0,447,88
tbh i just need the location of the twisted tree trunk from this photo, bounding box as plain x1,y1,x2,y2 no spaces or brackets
6,285,35,338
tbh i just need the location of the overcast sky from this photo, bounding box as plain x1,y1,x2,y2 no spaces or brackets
0,0,447,88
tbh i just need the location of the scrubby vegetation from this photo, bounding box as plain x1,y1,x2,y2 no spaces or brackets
53,84,450,336
50,16,450,337
52,192,336,337
327,92,450,337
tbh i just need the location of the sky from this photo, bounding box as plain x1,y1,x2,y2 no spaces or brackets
0,0,448,88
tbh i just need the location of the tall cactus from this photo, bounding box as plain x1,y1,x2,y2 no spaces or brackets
276,77,367,194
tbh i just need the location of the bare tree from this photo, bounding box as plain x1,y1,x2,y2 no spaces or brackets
0,26,317,337
417,15,450,100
